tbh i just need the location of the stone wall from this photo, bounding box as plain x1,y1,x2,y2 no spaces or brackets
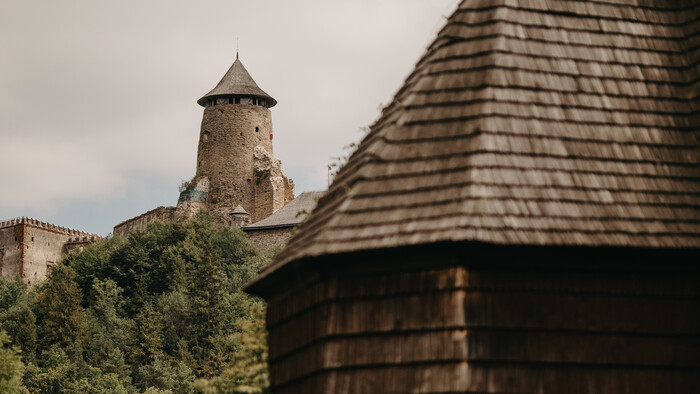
196,103,293,224
114,100,295,236
197,104,274,222
0,222,22,280
245,227,294,254
113,206,176,237
174,177,210,222
0,218,98,286
253,146,295,223
24,226,83,286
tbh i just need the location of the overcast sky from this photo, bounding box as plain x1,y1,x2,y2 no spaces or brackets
0,0,460,235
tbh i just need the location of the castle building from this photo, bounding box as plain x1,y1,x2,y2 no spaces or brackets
247,1,700,392
114,54,319,252
194,53,294,223
2,54,318,285
0,217,99,286
242,190,324,253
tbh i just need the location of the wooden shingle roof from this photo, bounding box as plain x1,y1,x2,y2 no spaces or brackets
197,55,277,107
253,0,700,285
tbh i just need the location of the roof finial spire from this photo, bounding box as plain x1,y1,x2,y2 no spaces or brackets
236,37,239,60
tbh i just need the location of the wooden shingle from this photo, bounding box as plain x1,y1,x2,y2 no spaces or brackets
249,1,700,288
250,4,700,392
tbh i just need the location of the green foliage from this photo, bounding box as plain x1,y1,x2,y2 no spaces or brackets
0,278,25,310
66,236,128,308
179,176,199,194
73,370,131,394
34,265,86,354
3,210,272,393
157,290,191,357
0,279,36,363
23,346,79,393
23,347,131,394
129,302,164,367
83,280,130,369
193,294,269,393
0,330,25,393
137,358,194,393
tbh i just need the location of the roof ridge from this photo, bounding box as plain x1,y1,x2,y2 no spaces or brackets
456,2,700,26
445,18,700,42
434,31,700,55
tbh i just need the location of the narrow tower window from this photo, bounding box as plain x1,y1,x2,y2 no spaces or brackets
229,98,233,104
235,97,240,104
255,127,259,133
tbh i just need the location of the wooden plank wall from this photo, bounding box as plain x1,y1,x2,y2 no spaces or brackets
264,256,700,393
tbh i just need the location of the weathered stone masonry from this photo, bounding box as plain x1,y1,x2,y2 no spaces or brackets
113,54,305,252
196,103,293,223
0,218,99,286
244,228,294,254
113,206,177,237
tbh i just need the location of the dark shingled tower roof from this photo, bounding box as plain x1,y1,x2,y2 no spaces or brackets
251,0,700,287
197,54,277,107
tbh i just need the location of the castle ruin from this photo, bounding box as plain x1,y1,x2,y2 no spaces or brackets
0,217,99,286
193,55,294,223
1,53,320,285
114,54,318,251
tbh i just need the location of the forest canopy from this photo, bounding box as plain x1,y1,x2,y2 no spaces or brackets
0,211,270,393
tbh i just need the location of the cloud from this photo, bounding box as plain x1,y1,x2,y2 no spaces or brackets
0,136,126,212
0,0,460,232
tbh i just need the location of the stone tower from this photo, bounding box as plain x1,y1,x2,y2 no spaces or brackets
192,54,294,223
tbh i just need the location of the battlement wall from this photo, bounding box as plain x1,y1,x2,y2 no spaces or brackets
113,206,177,237
0,217,101,286
0,217,100,239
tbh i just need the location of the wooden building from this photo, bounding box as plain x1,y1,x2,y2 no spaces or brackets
247,1,700,392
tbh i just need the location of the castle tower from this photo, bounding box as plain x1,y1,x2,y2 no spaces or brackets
193,54,294,223
229,205,251,228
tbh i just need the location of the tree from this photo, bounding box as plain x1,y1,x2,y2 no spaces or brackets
129,302,164,367
0,330,25,393
0,278,36,363
22,346,78,393
6,210,273,393
0,299,36,365
34,264,86,356
187,241,228,376
157,290,191,358
83,279,129,371
193,295,268,393
137,358,194,393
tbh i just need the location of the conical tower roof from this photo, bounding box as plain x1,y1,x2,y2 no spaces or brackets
198,54,277,107
250,0,700,288
230,205,249,215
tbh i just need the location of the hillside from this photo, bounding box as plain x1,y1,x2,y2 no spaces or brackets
0,211,270,393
